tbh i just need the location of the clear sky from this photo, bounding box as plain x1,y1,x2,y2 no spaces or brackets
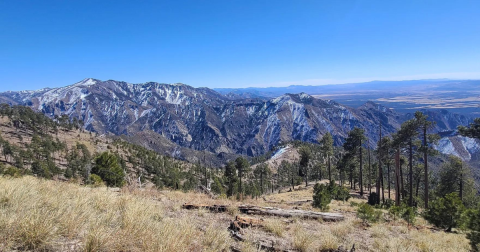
1,0,480,91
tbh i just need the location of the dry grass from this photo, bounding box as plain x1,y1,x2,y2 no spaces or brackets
0,175,472,252
263,218,285,237
371,227,470,252
292,224,316,252
0,176,231,252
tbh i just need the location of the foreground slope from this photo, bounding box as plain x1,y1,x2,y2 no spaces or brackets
0,176,471,252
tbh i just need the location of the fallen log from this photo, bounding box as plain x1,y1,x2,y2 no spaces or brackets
238,205,344,221
262,197,313,205
288,200,313,206
182,203,344,221
182,203,227,212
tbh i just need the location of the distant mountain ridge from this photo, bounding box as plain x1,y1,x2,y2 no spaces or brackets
214,79,476,97
0,78,474,163
215,79,480,115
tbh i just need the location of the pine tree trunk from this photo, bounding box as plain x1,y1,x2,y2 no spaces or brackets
360,147,363,196
328,154,331,181
415,170,421,207
305,165,308,187
350,170,353,189
378,123,383,202
381,170,385,203
239,172,242,195
260,171,263,194
459,163,464,202
387,162,391,199
291,168,294,190
400,158,405,199
395,148,401,206
272,178,274,193
424,125,429,209
204,154,208,188
409,139,413,207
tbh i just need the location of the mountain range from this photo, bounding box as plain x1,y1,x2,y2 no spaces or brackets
0,78,476,165
215,79,480,115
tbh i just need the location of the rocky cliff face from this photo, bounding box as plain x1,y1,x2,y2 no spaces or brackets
0,78,474,159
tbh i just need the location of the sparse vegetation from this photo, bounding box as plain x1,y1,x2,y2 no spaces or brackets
263,218,285,237
0,175,475,251
357,203,382,224
313,183,332,211
313,181,351,211
424,192,465,232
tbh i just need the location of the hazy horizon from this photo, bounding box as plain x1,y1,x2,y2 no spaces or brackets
2,76,480,93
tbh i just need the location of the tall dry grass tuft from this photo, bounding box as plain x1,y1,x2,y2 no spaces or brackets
263,218,285,237
202,224,232,252
292,224,315,252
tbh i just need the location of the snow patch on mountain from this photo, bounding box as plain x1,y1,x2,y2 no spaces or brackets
436,138,458,156
435,136,480,161
272,146,290,159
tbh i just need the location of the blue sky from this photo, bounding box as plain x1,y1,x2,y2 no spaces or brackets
1,0,479,91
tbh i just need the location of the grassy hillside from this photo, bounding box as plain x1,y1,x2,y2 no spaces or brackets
0,175,471,252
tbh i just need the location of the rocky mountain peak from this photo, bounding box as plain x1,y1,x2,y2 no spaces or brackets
72,78,100,87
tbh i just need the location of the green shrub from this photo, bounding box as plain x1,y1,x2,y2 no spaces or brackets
92,152,125,187
89,174,104,187
402,206,416,226
357,203,382,224
211,176,225,195
153,175,164,189
327,180,351,201
313,181,351,211
31,161,52,179
313,184,332,211
1,165,22,177
388,205,402,221
424,192,465,232
459,208,477,231
467,209,480,252
382,199,395,209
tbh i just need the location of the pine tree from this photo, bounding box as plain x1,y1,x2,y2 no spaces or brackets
320,133,334,181
414,111,438,209
2,141,12,163
435,156,477,208
235,157,250,196
299,146,312,187
224,161,238,197
393,119,420,207
343,127,366,195
458,118,480,139
254,162,271,195
92,152,125,187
